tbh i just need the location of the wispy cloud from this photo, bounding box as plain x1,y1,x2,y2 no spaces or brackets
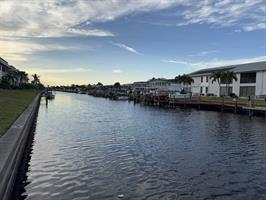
161,56,266,70
0,0,264,41
113,69,123,73
0,40,78,62
189,50,218,57
0,0,181,39
190,56,266,70
161,60,189,65
243,23,266,32
176,0,266,32
113,43,142,55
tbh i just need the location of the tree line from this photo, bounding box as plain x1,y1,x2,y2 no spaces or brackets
0,70,44,90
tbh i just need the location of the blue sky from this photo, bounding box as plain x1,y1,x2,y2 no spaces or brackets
0,0,265,85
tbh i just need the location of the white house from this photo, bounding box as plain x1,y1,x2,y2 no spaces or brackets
131,81,149,91
0,57,29,85
147,78,182,92
190,61,266,97
0,57,9,79
132,78,183,93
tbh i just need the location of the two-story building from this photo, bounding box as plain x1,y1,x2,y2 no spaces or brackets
190,61,266,97
132,78,184,93
0,57,29,85
148,78,182,92
0,57,9,79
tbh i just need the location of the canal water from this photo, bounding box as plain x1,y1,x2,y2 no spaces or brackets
14,92,266,200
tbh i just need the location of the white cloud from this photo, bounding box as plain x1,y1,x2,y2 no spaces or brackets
234,29,242,33
66,28,114,37
0,0,183,39
161,56,266,70
113,43,142,55
0,0,264,41
161,59,189,65
243,23,266,32
176,0,266,31
113,69,123,73
0,40,78,62
190,56,266,70
189,50,218,57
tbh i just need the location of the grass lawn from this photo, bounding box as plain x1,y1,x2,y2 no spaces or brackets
192,96,266,107
0,90,38,137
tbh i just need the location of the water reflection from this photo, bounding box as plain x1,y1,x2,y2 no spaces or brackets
15,92,266,200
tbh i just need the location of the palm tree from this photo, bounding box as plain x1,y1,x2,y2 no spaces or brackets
18,71,28,85
221,71,238,96
2,73,17,85
175,74,194,92
114,82,120,87
1,74,16,88
184,75,194,85
96,82,103,87
175,74,194,84
31,74,40,86
210,71,222,96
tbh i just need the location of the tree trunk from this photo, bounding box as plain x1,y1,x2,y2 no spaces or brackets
226,83,229,96
221,96,225,112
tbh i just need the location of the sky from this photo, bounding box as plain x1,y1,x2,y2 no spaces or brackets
0,0,266,86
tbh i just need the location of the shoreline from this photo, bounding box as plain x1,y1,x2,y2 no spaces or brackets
0,94,41,200
82,92,266,118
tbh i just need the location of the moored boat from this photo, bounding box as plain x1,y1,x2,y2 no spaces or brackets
45,91,55,99
117,96,128,100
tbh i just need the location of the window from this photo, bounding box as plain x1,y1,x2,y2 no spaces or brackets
1,66,7,72
206,87,208,94
240,86,255,97
200,87,203,93
201,76,203,82
240,72,256,83
220,87,232,96
206,76,208,82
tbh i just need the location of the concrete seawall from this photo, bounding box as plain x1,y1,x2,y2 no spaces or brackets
0,94,41,200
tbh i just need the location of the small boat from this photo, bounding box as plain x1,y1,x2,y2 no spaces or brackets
117,96,128,100
45,91,55,99
79,91,87,94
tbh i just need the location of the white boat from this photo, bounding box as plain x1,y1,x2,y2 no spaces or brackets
169,92,191,99
117,96,128,100
45,91,55,99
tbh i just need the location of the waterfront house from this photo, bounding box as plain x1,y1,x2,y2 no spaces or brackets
0,57,29,86
190,61,266,98
0,57,9,79
132,78,184,94
148,78,182,92
131,81,149,91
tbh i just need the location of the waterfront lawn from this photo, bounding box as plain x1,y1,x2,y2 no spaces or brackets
192,96,266,107
0,90,38,137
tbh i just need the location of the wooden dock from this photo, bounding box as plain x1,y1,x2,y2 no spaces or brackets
133,95,266,117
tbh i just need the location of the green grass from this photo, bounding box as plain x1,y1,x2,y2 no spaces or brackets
192,96,266,107
0,90,38,137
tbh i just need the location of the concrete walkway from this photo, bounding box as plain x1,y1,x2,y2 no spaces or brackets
0,94,40,200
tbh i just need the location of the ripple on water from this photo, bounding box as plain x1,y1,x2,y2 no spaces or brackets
14,93,266,200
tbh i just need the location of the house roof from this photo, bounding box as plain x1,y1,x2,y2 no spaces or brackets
0,58,25,74
8,65,18,71
232,61,266,73
0,57,8,66
189,61,266,76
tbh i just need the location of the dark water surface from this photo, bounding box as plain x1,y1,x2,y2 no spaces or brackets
15,92,266,200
